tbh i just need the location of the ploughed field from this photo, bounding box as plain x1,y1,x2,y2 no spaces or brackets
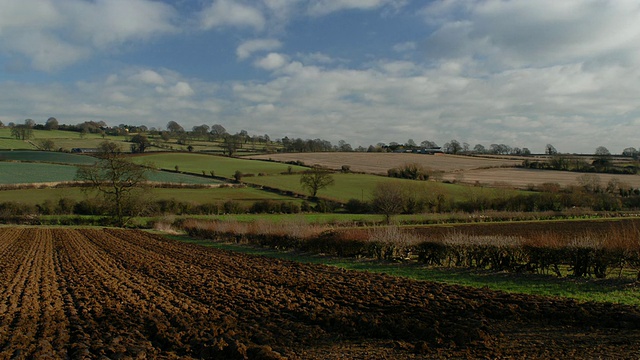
2,229,640,359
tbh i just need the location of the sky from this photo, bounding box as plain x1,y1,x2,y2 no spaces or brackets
0,0,639,154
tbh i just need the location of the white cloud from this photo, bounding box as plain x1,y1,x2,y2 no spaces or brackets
307,0,405,16
0,0,178,72
5,32,90,72
421,0,640,69
199,0,265,31
393,41,416,53
63,0,178,48
169,82,195,97
254,53,289,70
130,70,166,85
236,39,282,60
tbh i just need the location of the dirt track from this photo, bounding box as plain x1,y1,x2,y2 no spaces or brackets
1,228,640,359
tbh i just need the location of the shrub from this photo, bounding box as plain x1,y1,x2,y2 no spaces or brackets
345,198,370,214
387,163,429,180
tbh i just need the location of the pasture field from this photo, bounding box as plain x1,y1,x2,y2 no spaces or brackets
131,152,308,178
0,186,298,206
0,129,129,150
244,172,527,203
0,150,98,165
0,162,78,184
0,138,36,150
0,162,222,185
0,227,639,359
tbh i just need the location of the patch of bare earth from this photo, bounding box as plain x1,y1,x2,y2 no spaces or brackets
2,228,640,359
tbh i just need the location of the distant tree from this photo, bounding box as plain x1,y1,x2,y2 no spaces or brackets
166,121,184,133
338,140,352,152
44,117,59,130
388,142,400,151
176,132,189,145
223,134,242,156
24,118,35,128
443,140,462,154
130,134,151,153
521,148,531,156
38,139,56,151
210,124,227,140
10,122,33,140
420,140,438,148
192,124,210,140
233,170,243,182
75,141,148,227
550,154,569,170
405,139,417,149
462,142,470,153
371,181,406,224
545,144,558,155
299,167,335,198
593,146,612,171
622,147,639,158
473,144,486,154
595,146,611,157
160,131,171,142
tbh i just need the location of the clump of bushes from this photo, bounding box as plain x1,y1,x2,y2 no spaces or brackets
387,163,430,180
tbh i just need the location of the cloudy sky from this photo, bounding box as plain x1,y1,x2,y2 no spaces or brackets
1,0,639,153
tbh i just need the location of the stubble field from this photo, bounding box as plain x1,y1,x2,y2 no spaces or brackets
1,227,640,359
251,152,640,189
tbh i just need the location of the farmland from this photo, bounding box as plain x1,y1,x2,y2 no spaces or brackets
1,227,640,359
0,162,222,185
131,152,308,178
249,152,523,174
250,152,640,189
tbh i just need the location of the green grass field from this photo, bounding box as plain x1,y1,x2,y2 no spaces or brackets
132,153,307,178
0,163,78,184
0,186,299,205
0,129,130,149
0,150,98,165
0,162,223,185
245,172,528,203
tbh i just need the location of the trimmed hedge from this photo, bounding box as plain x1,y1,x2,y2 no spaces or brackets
182,221,640,279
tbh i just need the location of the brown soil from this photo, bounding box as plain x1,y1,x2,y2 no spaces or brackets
1,228,639,359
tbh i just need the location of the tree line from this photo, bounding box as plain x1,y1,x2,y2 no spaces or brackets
3,118,640,158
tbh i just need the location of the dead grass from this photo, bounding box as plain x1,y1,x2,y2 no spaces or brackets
249,153,522,174
442,168,640,189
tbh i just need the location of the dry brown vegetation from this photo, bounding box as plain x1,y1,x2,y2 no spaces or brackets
442,167,640,188
250,152,522,174
2,227,640,358
251,152,640,189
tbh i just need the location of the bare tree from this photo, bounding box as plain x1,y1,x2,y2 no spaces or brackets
371,181,406,224
299,166,335,198
76,141,148,226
